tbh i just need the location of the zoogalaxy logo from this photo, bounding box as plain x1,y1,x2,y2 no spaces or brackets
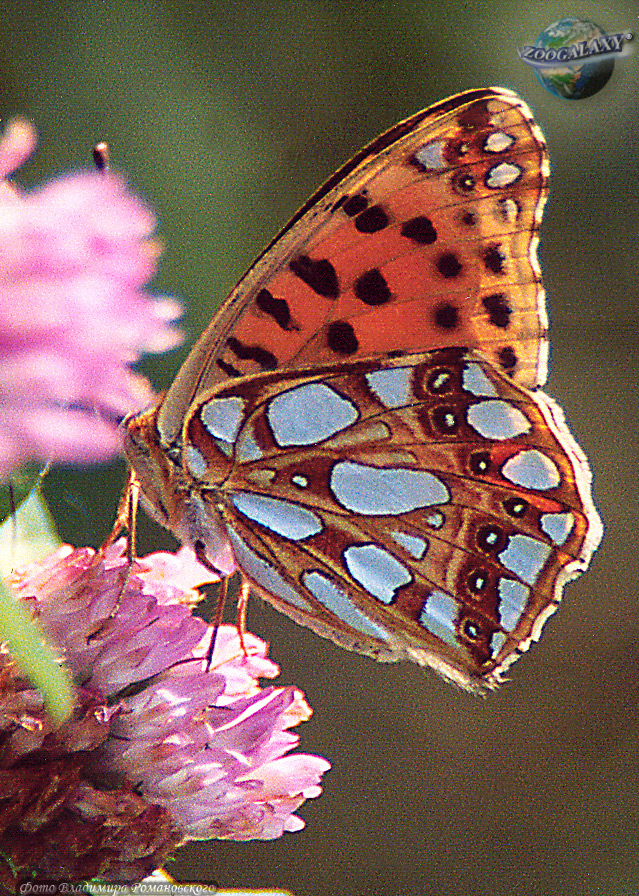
518,17,633,99
519,29,633,67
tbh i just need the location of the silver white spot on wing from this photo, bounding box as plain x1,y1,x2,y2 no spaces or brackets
497,578,530,631
462,362,498,398
235,425,263,462
302,571,391,641
486,161,523,189
420,591,459,647
490,630,508,657
390,530,428,560
414,139,446,169
484,131,515,153
330,461,450,515
343,543,412,604
426,511,445,529
200,395,245,443
267,382,358,447
365,366,413,408
498,535,552,585
502,449,560,490
227,525,312,611
497,197,520,224
540,512,574,546
467,400,531,440
231,492,323,540
291,474,309,488
184,445,208,480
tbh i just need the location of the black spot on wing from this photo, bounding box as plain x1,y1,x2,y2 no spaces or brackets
483,245,506,275
255,288,299,331
433,302,459,330
326,320,359,355
400,216,437,245
436,253,463,279
226,337,277,370
354,269,391,306
482,293,512,328
354,205,390,233
498,345,517,373
342,192,369,216
289,255,340,299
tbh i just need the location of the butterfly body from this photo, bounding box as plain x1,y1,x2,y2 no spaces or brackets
124,88,601,690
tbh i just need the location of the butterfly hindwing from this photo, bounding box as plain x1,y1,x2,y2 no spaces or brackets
180,348,600,689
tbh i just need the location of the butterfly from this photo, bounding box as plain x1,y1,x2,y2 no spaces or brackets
123,87,602,691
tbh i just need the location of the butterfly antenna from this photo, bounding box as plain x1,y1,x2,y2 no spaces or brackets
93,141,110,172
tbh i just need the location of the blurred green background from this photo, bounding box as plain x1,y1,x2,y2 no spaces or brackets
2,1,638,894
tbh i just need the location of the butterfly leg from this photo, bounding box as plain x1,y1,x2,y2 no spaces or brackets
204,575,229,670
237,578,251,658
103,467,140,561
96,469,141,611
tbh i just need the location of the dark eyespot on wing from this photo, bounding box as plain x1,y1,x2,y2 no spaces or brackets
354,205,390,234
342,192,369,216
482,293,512,328
436,253,463,279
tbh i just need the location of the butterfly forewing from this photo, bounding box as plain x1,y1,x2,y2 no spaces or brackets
123,87,601,690
157,88,549,448
179,349,600,690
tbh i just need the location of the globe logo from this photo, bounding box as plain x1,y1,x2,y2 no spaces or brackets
518,17,633,100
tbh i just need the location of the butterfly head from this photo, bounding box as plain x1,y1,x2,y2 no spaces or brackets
123,406,235,576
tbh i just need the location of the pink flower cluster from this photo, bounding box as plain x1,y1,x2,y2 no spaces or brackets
1,542,329,881
0,120,330,884
0,118,181,478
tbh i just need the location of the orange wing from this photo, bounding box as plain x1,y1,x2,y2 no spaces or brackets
157,88,549,447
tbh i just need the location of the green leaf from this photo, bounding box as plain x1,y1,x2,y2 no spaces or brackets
0,576,74,725
0,486,73,725
0,464,47,527
0,485,60,578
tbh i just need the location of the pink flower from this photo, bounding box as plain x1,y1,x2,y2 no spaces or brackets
0,542,329,883
0,118,182,479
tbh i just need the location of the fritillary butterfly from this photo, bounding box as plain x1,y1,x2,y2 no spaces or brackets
124,87,602,690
